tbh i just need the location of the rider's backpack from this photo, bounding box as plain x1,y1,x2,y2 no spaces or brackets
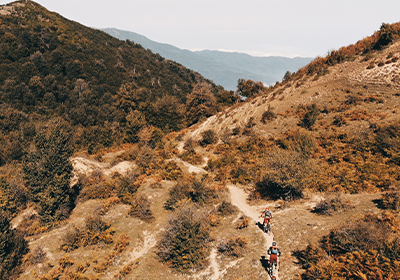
271,246,278,255
265,210,271,217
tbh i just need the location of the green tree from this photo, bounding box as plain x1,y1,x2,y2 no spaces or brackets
22,118,75,223
237,79,264,98
186,83,217,125
0,211,28,279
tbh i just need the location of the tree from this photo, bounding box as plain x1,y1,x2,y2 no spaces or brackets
186,83,217,125
22,118,75,223
237,79,264,98
0,211,28,279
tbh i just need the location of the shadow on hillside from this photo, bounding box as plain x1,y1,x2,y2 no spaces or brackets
256,221,264,231
372,198,385,209
260,255,270,272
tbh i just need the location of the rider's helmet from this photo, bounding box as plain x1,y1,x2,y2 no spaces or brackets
272,241,277,246
265,207,269,210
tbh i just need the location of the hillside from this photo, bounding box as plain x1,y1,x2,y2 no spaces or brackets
0,1,236,166
103,28,312,90
1,3,400,280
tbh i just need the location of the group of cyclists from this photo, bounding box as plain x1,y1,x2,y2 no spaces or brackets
261,207,281,279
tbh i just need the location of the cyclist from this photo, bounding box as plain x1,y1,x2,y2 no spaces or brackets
267,241,281,269
261,207,272,228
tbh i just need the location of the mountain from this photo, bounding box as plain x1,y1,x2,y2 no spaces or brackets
0,0,236,165
103,28,313,90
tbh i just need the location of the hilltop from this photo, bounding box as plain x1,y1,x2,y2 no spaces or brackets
1,2,400,279
103,28,312,90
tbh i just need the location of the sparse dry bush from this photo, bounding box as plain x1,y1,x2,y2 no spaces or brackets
180,150,204,165
157,206,211,271
183,138,196,153
200,129,218,146
261,105,276,123
164,176,214,210
77,170,139,203
61,214,115,252
26,246,46,265
235,216,249,229
296,211,400,279
312,193,353,215
217,200,238,216
217,236,249,258
299,103,320,129
162,161,183,180
136,145,161,173
93,233,130,273
129,195,154,222
381,187,400,210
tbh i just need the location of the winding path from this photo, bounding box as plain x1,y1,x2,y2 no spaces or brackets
228,185,278,280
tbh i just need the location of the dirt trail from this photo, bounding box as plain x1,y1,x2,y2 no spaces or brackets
228,185,278,279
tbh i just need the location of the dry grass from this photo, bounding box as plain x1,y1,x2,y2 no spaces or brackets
272,192,382,280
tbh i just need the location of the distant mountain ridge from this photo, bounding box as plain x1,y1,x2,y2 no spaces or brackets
103,28,313,90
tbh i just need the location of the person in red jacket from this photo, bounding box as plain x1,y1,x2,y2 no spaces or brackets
261,207,272,226
267,241,281,268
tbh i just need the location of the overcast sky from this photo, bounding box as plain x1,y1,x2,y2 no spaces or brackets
1,0,400,57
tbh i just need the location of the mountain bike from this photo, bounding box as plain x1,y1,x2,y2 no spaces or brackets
264,220,271,234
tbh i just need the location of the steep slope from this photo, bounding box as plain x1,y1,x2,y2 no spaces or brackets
103,28,312,90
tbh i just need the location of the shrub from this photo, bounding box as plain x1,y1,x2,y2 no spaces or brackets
235,216,249,229
295,212,400,279
93,233,130,273
164,181,192,210
254,149,315,200
312,194,353,215
164,177,213,210
217,201,238,216
183,138,196,153
237,79,264,98
157,206,210,271
129,195,154,222
299,103,320,129
200,129,218,146
381,187,400,210
217,236,248,257
163,161,183,181
261,105,276,123
61,214,114,252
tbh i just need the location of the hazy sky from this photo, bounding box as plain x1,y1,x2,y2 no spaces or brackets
1,0,400,57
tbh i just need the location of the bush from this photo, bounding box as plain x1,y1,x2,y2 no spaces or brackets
235,216,249,229
129,195,154,222
312,194,353,215
217,236,248,257
380,187,400,210
200,129,218,146
157,206,210,271
217,201,238,216
61,214,114,252
254,149,315,200
164,177,213,210
163,161,183,181
261,105,276,123
299,103,320,129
